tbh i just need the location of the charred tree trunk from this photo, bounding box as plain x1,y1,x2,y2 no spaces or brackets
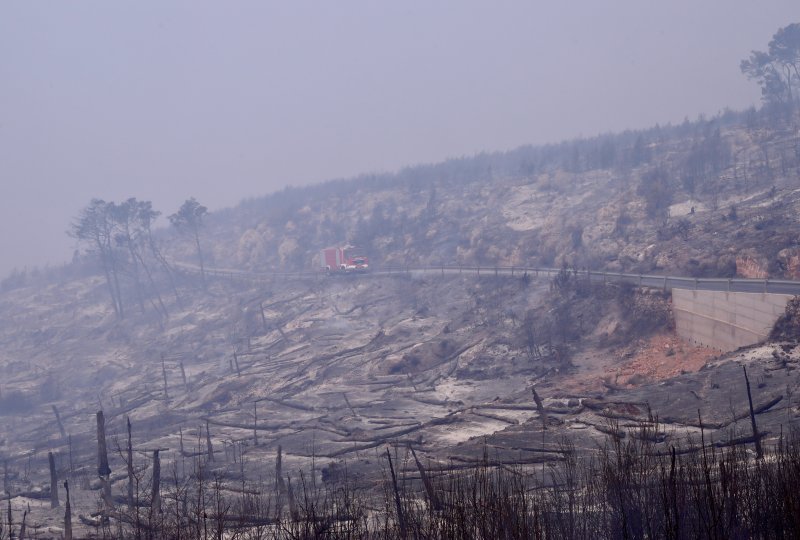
96,411,112,508
97,411,111,476
126,417,134,510
275,445,285,493
260,302,268,333
64,480,73,540
180,360,188,391
410,445,440,511
275,445,285,517
18,509,26,540
233,350,241,377
743,366,764,459
151,450,161,514
386,449,407,539
161,355,169,400
48,452,59,508
51,405,67,440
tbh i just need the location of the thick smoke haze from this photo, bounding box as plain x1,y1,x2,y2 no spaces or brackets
0,1,796,277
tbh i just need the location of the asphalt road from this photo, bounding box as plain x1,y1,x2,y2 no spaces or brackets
183,262,800,296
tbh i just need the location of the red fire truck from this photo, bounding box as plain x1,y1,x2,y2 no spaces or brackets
318,246,369,273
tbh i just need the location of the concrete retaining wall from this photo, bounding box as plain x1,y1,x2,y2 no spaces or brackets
672,289,792,352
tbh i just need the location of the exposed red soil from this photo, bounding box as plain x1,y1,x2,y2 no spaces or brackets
556,333,718,395
613,333,718,386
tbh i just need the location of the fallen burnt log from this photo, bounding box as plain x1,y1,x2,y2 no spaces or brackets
510,446,574,456
477,403,541,411
469,410,519,425
339,413,462,443
646,430,773,457
307,415,464,458
370,421,420,431
714,430,771,449
411,395,465,407
660,394,783,430
584,393,783,430
203,417,290,431
437,454,566,472
294,343,372,378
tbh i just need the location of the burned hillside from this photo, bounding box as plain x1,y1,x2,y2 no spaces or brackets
0,261,717,535
145,110,800,286
1,109,800,537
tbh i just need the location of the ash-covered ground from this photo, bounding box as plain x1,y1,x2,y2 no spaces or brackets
0,272,797,537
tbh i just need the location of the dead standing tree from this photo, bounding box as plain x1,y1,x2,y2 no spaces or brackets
743,365,764,459
386,448,407,538
410,445,440,511
151,450,161,515
96,411,113,509
274,445,286,517
161,354,170,401
64,480,72,540
48,452,59,508
126,417,135,510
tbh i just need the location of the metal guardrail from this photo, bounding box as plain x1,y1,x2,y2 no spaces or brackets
180,262,800,296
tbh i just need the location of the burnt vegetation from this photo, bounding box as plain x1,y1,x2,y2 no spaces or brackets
3,20,800,540
7,418,800,538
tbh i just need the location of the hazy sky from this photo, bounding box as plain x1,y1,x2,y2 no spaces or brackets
1,2,797,277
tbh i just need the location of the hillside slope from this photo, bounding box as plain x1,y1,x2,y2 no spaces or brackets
1,111,800,536
187,113,800,282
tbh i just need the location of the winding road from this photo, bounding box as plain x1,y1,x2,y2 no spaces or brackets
180,262,800,296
